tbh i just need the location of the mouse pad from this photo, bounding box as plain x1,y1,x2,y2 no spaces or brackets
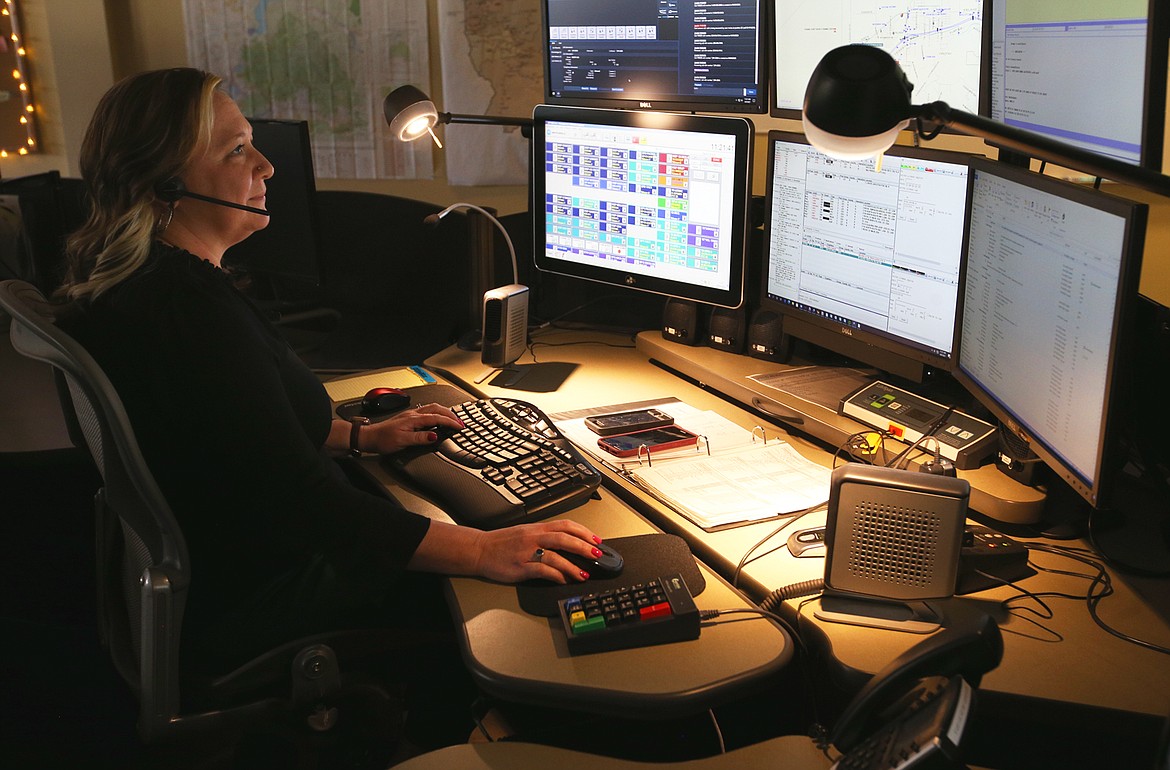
516,533,706,617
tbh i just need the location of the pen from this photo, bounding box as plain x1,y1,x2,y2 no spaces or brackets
409,365,436,384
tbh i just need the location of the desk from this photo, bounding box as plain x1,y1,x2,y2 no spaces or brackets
424,328,1170,759
348,378,794,720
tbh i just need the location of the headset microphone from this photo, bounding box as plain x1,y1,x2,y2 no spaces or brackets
156,177,270,216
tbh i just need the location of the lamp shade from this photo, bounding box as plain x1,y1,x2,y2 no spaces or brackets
803,44,913,159
384,85,439,142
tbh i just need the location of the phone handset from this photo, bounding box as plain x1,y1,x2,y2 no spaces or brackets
831,610,1004,755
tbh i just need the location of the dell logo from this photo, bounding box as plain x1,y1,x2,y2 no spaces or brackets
639,101,653,108
841,326,853,336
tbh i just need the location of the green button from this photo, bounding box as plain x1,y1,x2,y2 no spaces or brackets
572,615,607,634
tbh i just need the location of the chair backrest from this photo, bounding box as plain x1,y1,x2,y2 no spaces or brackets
0,278,190,739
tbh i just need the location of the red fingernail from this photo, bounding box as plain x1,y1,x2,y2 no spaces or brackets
579,571,589,580
427,432,438,442
591,547,602,557
592,535,603,544
457,420,465,427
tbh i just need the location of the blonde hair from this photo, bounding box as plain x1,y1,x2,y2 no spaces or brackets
59,68,222,302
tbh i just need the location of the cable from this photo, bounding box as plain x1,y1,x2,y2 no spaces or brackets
759,579,825,615
1026,543,1170,656
708,709,726,754
731,501,826,587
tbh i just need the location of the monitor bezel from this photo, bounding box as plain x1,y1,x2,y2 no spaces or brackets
540,0,769,115
531,104,754,310
771,0,991,126
953,156,1147,507
757,130,976,383
979,0,1169,172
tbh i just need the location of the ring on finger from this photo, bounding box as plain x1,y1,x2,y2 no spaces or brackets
528,547,545,563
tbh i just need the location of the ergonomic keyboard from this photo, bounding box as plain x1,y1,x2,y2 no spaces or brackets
387,397,602,529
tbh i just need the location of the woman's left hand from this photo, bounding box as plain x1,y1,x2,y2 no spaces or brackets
362,403,464,454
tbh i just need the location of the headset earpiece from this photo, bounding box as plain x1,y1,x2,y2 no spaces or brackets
156,177,186,203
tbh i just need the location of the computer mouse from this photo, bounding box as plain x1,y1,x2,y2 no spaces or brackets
361,387,410,414
554,542,624,579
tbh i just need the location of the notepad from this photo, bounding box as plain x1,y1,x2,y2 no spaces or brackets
553,399,832,531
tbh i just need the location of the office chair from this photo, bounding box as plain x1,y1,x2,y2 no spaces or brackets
0,279,407,754
393,612,1005,770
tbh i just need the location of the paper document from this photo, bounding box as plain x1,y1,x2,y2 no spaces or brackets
554,399,832,530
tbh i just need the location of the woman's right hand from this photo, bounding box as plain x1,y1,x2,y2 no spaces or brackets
409,518,604,585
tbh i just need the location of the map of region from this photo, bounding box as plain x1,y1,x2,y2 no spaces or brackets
774,1,983,114
184,0,432,179
439,0,545,185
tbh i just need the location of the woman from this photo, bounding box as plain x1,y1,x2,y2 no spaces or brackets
57,68,603,683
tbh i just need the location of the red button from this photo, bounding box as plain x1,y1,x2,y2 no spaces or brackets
640,602,672,620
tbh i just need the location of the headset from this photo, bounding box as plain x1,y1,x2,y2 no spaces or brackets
155,177,270,216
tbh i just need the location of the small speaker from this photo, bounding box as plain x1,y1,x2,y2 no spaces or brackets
481,284,529,367
995,424,1039,485
661,298,705,346
707,306,746,353
816,464,969,633
746,308,792,362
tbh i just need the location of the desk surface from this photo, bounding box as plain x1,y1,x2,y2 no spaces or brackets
424,328,1170,722
352,380,794,719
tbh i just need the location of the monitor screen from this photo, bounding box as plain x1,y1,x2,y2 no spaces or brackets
224,118,323,289
531,105,753,309
955,157,1146,507
760,131,973,382
542,0,767,114
985,0,1168,169
772,0,987,120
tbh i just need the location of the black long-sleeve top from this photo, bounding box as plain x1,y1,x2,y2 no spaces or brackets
64,244,431,665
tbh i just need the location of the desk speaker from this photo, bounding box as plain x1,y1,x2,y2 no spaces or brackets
816,464,969,633
661,298,705,346
747,309,792,363
707,306,746,353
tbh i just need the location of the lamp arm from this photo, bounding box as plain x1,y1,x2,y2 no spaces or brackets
913,101,1170,198
441,112,534,130
436,203,519,285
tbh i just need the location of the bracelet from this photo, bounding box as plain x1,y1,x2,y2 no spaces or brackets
349,416,370,457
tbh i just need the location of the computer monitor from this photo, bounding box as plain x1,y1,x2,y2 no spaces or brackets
984,0,1168,169
223,118,324,292
531,104,754,309
955,157,1146,508
772,0,987,120
541,0,767,114
759,131,973,383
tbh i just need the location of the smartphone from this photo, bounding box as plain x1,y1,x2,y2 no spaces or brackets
597,425,699,458
584,408,675,436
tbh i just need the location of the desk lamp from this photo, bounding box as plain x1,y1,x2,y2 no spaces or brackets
802,44,1170,197
383,85,533,148
383,86,533,370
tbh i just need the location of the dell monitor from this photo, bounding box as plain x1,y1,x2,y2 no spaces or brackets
224,118,324,293
955,157,1147,508
532,104,754,309
759,131,973,383
542,0,767,114
984,0,1168,169
772,0,987,120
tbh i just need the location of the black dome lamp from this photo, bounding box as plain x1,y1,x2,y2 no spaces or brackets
802,44,1170,198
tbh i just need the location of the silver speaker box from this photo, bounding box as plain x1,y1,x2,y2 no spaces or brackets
481,284,529,367
816,463,969,633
